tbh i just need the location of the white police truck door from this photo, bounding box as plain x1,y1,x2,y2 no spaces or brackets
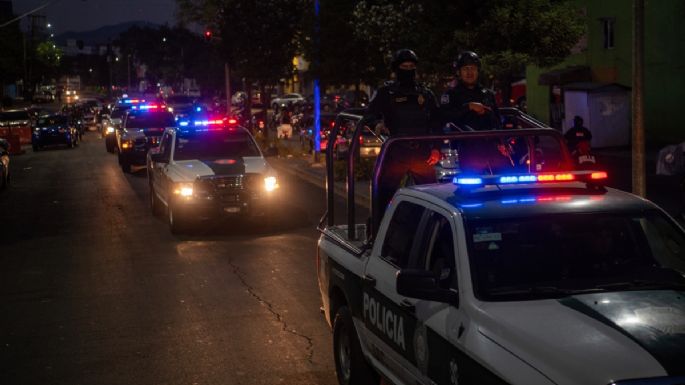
361,198,429,384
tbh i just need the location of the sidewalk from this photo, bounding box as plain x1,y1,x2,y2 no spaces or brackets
268,153,372,209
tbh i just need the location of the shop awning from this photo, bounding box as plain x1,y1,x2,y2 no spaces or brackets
538,66,592,85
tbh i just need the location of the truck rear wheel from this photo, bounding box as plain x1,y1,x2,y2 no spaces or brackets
333,306,378,385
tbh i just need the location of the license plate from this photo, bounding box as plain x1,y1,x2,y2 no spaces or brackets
224,207,241,213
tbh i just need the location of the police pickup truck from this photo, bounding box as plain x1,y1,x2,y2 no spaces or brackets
146,117,279,233
317,120,685,385
117,103,175,173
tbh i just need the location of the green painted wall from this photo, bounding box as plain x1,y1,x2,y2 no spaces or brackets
527,0,685,144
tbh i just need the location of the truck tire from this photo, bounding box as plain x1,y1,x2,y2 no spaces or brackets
121,160,131,173
333,306,379,385
168,200,190,234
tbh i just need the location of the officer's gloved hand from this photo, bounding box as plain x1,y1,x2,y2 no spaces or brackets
468,102,491,116
427,149,441,166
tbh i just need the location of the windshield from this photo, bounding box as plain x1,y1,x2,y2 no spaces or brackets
125,112,175,129
0,111,30,121
111,108,129,119
174,131,260,160
467,211,685,301
37,116,68,126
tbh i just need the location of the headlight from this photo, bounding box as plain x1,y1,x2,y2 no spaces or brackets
106,126,115,133
34,127,40,131
121,140,133,149
168,107,174,112
264,176,278,192
174,183,194,197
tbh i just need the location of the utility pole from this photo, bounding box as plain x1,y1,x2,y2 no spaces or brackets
632,0,646,197
127,54,131,91
312,0,321,163
225,62,231,115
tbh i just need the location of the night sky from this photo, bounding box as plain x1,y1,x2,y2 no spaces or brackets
13,0,177,34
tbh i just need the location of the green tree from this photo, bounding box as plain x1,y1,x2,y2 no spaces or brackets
35,41,63,81
177,0,305,137
352,0,584,99
299,0,385,95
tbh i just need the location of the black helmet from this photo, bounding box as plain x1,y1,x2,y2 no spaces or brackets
454,51,481,71
391,49,418,71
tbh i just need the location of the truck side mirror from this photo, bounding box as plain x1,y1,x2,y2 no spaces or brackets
396,269,459,306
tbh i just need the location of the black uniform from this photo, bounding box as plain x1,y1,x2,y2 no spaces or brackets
367,80,439,136
564,125,593,150
439,83,501,131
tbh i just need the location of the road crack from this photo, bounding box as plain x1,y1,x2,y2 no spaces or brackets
227,258,314,364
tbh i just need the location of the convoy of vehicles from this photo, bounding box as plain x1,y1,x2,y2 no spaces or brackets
2,81,683,385
147,117,279,233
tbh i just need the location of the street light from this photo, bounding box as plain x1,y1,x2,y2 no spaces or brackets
46,23,51,28
162,37,167,43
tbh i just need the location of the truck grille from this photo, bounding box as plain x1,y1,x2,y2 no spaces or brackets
195,175,258,204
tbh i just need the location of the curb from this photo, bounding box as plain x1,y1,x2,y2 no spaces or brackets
269,157,371,209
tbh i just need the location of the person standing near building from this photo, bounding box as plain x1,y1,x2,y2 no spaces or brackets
439,51,501,131
564,115,593,150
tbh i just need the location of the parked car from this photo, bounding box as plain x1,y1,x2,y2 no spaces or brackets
32,115,79,151
0,138,9,189
333,108,383,159
271,93,305,111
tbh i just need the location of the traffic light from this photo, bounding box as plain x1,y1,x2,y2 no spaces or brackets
204,30,212,41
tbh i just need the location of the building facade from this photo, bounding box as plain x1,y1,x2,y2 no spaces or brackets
526,0,685,145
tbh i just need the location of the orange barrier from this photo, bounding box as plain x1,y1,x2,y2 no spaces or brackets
10,125,32,145
1,134,24,155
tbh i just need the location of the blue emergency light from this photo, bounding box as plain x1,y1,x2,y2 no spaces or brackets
453,171,608,187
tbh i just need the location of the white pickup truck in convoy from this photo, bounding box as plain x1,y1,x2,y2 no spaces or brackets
317,113,685,385
147,117,279,233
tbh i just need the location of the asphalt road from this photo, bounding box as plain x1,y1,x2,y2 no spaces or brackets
0,131,364,385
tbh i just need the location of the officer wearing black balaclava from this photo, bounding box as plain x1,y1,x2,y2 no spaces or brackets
367,49,438,137
440,51,501,131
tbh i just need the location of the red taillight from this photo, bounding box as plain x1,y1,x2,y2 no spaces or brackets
591,171,608,180
359,135,363,144
330,121,335,127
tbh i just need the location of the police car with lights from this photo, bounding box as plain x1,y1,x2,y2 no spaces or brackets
116,103,175,173
146,117,279,233
317,123,685,385
104,98,143,153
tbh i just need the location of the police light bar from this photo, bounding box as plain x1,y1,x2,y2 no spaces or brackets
121,99,145,104
131,104,165,110
193,119,225,126
453,170,608,187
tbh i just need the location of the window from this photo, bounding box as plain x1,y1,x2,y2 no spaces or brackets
410,211,458,290
159,132,173,160
601,18,615,49
381,201,426,268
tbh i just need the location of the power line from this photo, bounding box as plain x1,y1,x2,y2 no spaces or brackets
0,0,60,28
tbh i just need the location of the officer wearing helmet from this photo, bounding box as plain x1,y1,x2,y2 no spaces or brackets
367,49,439,136
440,51,501,131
